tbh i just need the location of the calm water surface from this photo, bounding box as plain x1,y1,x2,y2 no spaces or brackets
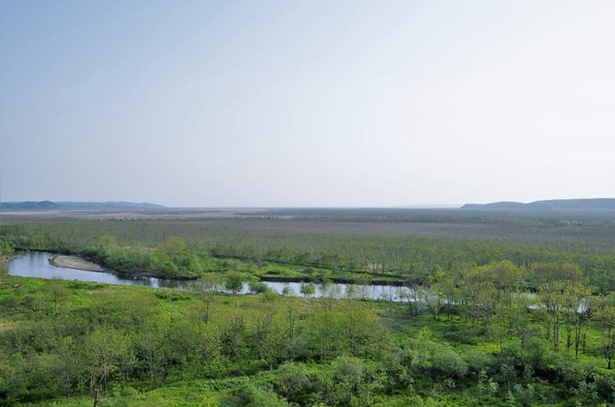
7,251,415,301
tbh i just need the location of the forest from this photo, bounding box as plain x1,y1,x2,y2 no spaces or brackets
1,208,615,406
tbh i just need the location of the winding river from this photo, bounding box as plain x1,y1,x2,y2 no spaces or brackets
7,252,415,301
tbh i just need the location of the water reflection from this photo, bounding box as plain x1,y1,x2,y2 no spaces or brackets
7,252,415,301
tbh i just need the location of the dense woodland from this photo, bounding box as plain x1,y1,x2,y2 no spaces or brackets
1,209,615,406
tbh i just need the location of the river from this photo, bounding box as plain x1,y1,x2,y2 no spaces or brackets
6,252,415,301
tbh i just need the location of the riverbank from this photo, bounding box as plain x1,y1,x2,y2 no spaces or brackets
259,275,417,287
48,254,106,272
41,253,420,286
9,252,419,299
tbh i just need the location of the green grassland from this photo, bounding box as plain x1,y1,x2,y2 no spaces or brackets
1,209,615,290
0,275,614,406
1,209,615,406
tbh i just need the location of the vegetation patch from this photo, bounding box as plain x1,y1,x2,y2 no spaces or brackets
1,210,614,405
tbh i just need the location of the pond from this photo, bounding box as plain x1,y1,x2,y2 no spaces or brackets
7,251,416,301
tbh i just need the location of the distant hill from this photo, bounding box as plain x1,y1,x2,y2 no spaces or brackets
0,201,165,211
461,198,615,211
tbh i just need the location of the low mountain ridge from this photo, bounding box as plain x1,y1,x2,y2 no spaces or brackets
461,198,615,211
0,201,165,211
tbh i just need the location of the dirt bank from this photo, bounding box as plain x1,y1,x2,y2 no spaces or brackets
49,255,105,272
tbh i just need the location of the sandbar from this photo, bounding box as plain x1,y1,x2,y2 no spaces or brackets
49,255,105,272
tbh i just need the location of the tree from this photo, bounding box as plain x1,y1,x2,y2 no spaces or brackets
324,356,384,407
409,327,435,370
274,362,312,405
199,273,222,324
538,280,590,352
491,260,525,296
433,273,461,320
225,272,245,294
93,235,121,268
0,352,27,403
248,278,269,295
461,266,498,328
252,308,285,367
138,314,170,388
48,277,68,309
222,315,248,362
340,284,354,299
165,316,199,380
593,304,615,369
281,285,293,296
0,237,14,257
84,326,134,395
238,383,290,407
157,236,187,263
300,282,316,298
55,336,81,398
532,262,583,286
560,281,591,357
491,295,530,352
538,280,566,350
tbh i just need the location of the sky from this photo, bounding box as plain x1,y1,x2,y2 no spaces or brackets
1,0,614,207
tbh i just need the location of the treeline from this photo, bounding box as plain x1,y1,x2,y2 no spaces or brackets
1,219,615,291
1,271,615,406
0,238,13,258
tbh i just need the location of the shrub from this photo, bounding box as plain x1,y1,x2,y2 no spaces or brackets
238,384,289,407
225,272,245,294
273,362,312,404
460,348,494,375
431,348,468,378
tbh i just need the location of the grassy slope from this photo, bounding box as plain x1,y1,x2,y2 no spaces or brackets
1,275,610,407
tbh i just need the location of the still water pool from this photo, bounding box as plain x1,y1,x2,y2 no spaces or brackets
7,251,416,301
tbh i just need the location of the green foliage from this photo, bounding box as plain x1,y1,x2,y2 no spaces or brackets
273,362,312,404
85,326,135,394
1,210,615,406
248,279,269,295
0,237,14,257
299,282,316,298
431,348,468,378
224,272,245,294
0,276,613,406
237,384,289,407
3,209,614,289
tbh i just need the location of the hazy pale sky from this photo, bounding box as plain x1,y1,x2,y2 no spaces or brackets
1,0,614,207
